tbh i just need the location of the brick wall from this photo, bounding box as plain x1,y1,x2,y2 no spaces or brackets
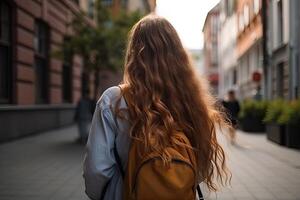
13,0,95,106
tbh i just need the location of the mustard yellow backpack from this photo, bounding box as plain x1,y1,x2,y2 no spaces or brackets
115,131,203,200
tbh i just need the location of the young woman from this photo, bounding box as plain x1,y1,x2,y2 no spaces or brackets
83,15,230,200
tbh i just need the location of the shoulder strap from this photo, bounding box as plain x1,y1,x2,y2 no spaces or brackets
112,85,126,179
197,185,204,200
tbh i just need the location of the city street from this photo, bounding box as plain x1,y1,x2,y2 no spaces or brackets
2,0,300,199
0,126,300,200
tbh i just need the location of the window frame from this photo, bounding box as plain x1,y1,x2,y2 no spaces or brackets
239,12,244,32
102,0,113,6
34,20,50,104
62,37,73,103
233,68,237,85
276,62,284,98
0,0,15,104
87,0,95,18
254,0,260,15
243,4,250,27
276,0,284,46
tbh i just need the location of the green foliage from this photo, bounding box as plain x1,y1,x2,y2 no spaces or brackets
277,100,300,125
103,10,142,70
239,99,300,126
239,100,268,121
54,0,143,71
263,99,286,124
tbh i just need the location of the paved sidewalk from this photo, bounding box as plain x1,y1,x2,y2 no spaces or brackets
0,126,300,200
202,130,300,200
0,126,89,200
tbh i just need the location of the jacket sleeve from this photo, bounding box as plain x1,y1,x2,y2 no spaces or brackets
83,103,117,200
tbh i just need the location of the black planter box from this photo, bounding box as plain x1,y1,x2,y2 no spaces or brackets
266,123,286,145
285,124,300,149
240,117,265,132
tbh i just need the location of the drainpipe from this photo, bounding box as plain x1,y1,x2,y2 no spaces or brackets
261,0,269,100
289,0,300,99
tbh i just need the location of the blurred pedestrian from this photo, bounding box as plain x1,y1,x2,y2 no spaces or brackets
222,90,240,144
83,15,230,200
74,89,94,144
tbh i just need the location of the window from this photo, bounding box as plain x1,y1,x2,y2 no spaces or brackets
254,0,260,15
277,0,283,45
249,1,254,19
211,42,218,65
226,0,235,16
239,12,244,31
121,0,128,7
243,4,250,26
72,0,79,4
237,64,242,84
102,0,113,6
211,16,218,38
257,45,261,69
245,55,250,82
62,65,72,103
0,0,12,104
88,0,94,18
233,68,237,85
225,0,230,16
81,71,89,95
62,38,73,103
276,63,284,98
34,20,49,104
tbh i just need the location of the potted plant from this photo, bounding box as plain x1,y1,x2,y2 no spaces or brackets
263,100,286,145
277,100,300,149
239,100,268,132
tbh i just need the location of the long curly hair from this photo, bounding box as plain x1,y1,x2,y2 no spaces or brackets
115,14,231,191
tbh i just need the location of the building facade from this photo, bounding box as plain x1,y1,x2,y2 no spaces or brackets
236,0,264,100
218,0,238,99
203,4,220,95
264,0,300,100
0,0,155,142
104,0,155,16
127,0,156,13
189,49,204,76
0,0,98,142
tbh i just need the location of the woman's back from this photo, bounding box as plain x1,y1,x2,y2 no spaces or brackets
84,14,230,200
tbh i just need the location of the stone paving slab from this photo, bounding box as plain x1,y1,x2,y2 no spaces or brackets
0,126,89,200
202,130,300,200
0,126,300,200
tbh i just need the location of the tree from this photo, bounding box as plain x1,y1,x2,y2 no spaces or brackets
55,0,143,72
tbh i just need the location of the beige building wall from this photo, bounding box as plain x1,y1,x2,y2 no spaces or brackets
270,0,289,50
236,0,264,99
219,11,238,98
127,0,156,13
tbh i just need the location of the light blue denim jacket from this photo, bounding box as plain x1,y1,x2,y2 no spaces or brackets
83,86,130,200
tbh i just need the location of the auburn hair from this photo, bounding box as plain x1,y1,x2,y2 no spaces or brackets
115,14,231,191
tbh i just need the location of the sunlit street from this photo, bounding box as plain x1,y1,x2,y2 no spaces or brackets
1,0,300,199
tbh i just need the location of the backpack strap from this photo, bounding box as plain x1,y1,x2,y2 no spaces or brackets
111,85,126,178
197,184,204,200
